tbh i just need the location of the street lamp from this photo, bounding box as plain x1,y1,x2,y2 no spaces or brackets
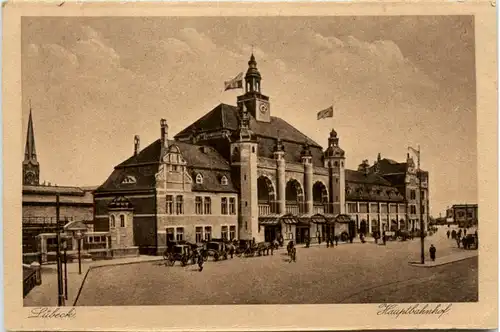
74,230,84,275
61,238,68,300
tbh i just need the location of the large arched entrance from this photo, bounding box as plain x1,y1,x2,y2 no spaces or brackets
258,176,279,242
312,181,328,214
285,179,304,214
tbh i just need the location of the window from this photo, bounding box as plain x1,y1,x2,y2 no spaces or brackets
420,190,425,200
221,226,228,240
195,227,203,243
221,197,228,215
410,205,417,214
176,195,184,214
166,195,173,215
176,227,184,241
399,205,406,213
347,203,357,213
380,204,388,214
204,226,212,241
120,215,125,227
195,196,203,214
204,197,212,214
221,176,228,185
229,197,236,215
166,228,175,242
87,236,93,243
229,225,236,240
196,173,203,184
370,203,379,213
359,203,368,213
110,215,115,228
410,190,416,200
389,204,397,213
422,206,425,214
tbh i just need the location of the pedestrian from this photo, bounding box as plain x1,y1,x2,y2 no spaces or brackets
198,253,204,272
462,236,467,250
334,235,339,246
429,244,436,261
382,231,387,245
446,230,450,239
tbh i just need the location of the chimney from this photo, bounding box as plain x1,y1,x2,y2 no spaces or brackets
134,135,140,155
160,119,168,148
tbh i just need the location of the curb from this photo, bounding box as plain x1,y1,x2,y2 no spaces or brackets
91,257,164,270
72,258,164,306
408,254,478,268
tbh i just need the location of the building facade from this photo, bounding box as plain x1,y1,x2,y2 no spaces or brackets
446,204,478,227
94,54,430,254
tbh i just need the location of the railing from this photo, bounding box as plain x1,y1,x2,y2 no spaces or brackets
259,201,337,215
23,266,37,297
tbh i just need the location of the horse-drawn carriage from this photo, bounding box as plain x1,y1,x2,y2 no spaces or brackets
203,240,229,261
234,240,275,257
163,243,199,266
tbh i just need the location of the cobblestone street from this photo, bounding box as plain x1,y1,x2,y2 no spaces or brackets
75,227,478,305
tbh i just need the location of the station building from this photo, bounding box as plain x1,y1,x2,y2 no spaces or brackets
93,54,430,254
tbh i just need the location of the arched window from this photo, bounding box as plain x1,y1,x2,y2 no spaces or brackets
196,173,203,184
221,176,228,185
110,215,115,228
120,215,125,227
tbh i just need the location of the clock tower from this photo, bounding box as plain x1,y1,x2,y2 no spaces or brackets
237,54,271,123
23,108,40,186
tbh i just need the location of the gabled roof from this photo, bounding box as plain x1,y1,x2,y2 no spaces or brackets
345,169,392,186
22,185,87,196
174,103,322,148
190,169,237,193
374,158,407,175
95,139,234,193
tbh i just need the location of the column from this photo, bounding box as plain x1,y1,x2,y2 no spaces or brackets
277,157,286,214
368,213,372,233
304,159,313,214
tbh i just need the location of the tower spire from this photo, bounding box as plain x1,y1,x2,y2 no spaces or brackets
24,106,37,161
23,103,40,185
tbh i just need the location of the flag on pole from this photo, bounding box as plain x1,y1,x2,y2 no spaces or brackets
316,105,334,120
224,72,243,91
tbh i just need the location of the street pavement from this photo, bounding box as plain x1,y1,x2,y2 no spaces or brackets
75,226,478,305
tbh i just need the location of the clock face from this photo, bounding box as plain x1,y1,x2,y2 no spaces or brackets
259,102,269,114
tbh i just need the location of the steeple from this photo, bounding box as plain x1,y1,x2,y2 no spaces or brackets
23,105,40,186
24,107,37,162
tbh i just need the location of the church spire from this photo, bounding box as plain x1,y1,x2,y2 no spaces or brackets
23,103,40,186
24,106,37,162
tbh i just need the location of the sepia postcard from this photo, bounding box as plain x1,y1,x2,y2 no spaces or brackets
3,1,498,331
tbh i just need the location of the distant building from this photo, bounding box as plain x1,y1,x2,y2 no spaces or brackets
94,54,431,255
446,204,478,227
22,109,95,255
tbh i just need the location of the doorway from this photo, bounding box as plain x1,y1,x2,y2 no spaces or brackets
296,226,310,243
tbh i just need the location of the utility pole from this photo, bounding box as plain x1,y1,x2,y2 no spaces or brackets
417,145,425,265
56,193,65,306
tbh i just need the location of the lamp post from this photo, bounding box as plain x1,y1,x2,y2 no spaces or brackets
74,230,84,275
62,238,68,300
55,193,65,306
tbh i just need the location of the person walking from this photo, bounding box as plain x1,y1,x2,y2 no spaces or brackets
446,230,450,239
198,252,204,272
334,235,339,246
429,244,436,261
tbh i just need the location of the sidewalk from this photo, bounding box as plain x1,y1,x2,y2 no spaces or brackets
23,255,163,307
408,249,478,268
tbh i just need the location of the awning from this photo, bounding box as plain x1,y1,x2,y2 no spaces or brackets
259,217,279,226
280,216,298,224
335,214,353,223
311,214,328,224
297,217,311,226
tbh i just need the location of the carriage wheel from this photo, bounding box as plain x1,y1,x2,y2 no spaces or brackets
181,257,188,266
214,253,219,261
223,253,228,260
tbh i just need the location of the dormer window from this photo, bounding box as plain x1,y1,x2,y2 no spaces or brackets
221,176,228,186
196,173,203,184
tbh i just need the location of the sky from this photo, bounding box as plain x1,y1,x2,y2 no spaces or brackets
21,16,476,217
